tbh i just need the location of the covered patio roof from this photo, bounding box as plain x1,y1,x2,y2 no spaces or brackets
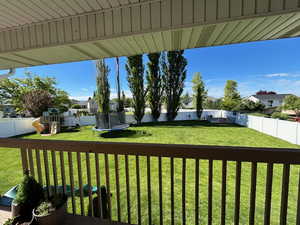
0,0,299,69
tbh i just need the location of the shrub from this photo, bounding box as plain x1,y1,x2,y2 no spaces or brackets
271,112,289,120
14,174,44,210
3,218,14,225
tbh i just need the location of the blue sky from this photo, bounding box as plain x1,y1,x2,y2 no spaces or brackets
8,37,300,100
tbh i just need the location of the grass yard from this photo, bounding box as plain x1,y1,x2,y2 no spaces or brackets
0,121,299,225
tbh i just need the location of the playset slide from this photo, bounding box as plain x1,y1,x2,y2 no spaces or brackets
32,118,45,134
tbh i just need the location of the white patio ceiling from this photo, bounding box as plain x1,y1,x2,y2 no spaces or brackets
0,0,299,70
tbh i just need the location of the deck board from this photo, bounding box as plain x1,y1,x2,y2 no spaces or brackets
0,206,11,224
0,209,134,225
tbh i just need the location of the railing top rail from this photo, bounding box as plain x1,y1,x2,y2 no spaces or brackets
0,138,299,164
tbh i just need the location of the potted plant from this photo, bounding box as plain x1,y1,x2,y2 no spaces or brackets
3,217,15,225
12,174,44,220
33,193,67,225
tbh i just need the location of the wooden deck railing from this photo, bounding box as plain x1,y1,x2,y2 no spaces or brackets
1,138,300,225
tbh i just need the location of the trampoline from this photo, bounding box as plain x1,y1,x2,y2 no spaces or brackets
94,112,129,132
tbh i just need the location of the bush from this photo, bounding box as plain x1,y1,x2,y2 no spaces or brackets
14,174,44,212
271,112,289,120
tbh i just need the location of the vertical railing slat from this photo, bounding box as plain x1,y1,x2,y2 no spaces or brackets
170,157,174,225
147,156,152,225
104,153,112,220
234,161,241,225
68,152,76,215
43,150,50,197
195,159,200,225
159,156,163,225
264,163,274,225
114,154,121,222
125,155,131,224
86,152,93,217
280,164,290,225
208,160,213,225
95,153,103,219
136,156,141,225
59,151,66,195
221,160,227,225
51,150,58,194
77,152,84,216
20,148,28,174
182,158,186,225
28,149,35,177
249,162,257,225
35,149,43,185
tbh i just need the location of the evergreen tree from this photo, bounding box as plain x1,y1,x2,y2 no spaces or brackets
96,60,110,114
146,52,163,121
221,80,241,110
192,72,207,118
126,55,147,124
162,51,187,121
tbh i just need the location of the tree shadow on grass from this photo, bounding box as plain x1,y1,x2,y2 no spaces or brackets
100,130,151,139
132,120,242,128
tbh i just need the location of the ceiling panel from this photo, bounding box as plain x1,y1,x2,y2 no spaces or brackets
0,12,300,70
0,0,145,30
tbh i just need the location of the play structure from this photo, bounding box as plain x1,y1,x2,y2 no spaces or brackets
32,108,80,135
94,112,129,132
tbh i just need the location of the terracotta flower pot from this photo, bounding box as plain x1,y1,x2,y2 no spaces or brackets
11,202,21,218
33,202,67,225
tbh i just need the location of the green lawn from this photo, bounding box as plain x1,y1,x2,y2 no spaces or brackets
0,121,299,225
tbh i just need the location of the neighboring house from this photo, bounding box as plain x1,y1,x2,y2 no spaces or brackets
87,98,118,113
0,104,16,117
247,94,291,108
71,99,88,109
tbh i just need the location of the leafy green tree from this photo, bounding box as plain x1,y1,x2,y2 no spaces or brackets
23,90,53,117
204,98,222,109
282,95,300,116
0,72,70,116
95,60,110,114
221,80,241,111
146,52,164,121
71,104,81,109
162,51,187,121
192,72,207,118
126,55,147,124
237,99,265,112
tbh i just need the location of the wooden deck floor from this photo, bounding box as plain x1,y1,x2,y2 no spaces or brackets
0,206,11,224
0,208,132,225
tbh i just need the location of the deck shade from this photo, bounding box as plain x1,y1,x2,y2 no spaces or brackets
0,0,299,69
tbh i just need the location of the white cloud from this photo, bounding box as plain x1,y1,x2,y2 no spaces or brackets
265,73,289,78
81,88,89,92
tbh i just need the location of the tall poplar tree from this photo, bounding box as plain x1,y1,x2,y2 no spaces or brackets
96,59,110,115
162,50,187,121
192,72,207,118
146,52,163,121
126,55,147,124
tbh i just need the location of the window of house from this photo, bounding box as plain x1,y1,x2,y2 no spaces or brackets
268,100,273,107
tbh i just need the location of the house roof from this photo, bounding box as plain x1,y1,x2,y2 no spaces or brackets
251,94,291,101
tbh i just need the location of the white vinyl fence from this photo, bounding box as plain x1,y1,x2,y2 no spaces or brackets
0,118,35,138
235,114,300,145
79,110,231,126
2,111,299,146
